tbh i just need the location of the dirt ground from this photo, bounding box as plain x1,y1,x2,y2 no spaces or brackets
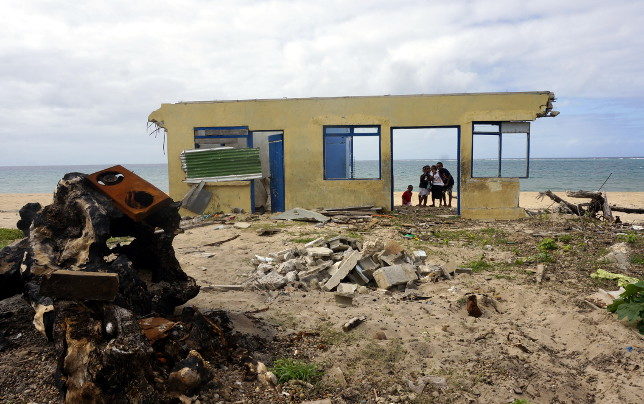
1,204,643,403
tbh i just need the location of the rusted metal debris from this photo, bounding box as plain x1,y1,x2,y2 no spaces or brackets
0,170,255,402
87,165,172,221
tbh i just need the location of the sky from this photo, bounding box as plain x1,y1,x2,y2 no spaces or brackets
1,0,643,166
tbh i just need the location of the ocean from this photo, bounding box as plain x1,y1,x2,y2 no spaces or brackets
0,158,642,194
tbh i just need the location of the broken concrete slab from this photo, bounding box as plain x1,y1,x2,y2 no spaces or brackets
256,272,287,290
412,250,427,263
372,264,418,289
323,250,361,291
304,237,326,248
336,283,358,294
233,222,251,229
39,270,119,301
306,247,333,258
347,266,369,285
273,208,330,223
334,292,353,307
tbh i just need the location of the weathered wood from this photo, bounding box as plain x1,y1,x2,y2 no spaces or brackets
602,192,613,222
539,190,581,215
611,205,644,214
566,190,603,199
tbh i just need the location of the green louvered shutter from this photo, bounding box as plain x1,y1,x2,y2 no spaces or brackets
181,148,262,182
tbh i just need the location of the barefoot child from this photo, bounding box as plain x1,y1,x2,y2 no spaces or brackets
402,185,413,206
429,165,444,207
418,165,431,206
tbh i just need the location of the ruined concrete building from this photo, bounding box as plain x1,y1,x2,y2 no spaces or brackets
149,92,557,219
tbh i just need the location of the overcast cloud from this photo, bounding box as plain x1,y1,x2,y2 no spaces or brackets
1,0,642,166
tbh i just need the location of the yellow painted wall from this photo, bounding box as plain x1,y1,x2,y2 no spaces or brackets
148,92,553,219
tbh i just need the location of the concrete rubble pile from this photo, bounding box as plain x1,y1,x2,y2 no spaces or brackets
0,171,256,403
247,237,469,293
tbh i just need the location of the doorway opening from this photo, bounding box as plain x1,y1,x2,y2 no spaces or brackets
250,130,285,213
390,126,460,214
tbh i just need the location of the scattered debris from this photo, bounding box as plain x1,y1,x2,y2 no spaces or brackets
342,316,366,332
257,228,282,236
535,263,547,284
0,171,269,402
274,208,330,223
590,269,638,287
204,234,240,246
466,295,483,317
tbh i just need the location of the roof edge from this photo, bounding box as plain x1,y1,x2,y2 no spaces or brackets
170,91,554,105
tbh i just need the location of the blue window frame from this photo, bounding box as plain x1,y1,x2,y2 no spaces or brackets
323,125,381,180
471,122,530,178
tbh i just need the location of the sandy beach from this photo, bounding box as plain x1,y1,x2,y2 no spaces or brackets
1,192,643,228
393,191,644,223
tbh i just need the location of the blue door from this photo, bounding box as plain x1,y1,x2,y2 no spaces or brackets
268,134,285,212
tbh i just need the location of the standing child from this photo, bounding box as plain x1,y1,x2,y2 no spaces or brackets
418,165,431,206
429,165,444,207
402,185,413,206
437,162,454,207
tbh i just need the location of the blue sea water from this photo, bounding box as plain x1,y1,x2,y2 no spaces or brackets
0,158,642,193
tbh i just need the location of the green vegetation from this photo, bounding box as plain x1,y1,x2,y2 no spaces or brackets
607,280,644,334
535,252,555,263
538,238,558,251
630,254,644,266
290,237,318,244
107,236,134,246
511,400,531,404
270,359,322,383
0,228,23,249
617,233,640,244
557,234,573,243
465,259,492,272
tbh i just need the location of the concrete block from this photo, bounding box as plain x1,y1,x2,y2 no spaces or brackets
323,250,361,291
347,266,369,285
285,271,298,282
412,250,427,263
329,238,350,252
336,283,358,294
306,247,333,258
256,272,287,290
40,270,119,301
373,264,418,289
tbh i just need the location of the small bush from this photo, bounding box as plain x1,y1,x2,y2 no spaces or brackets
538,238,558,251
558,234,573,243
630,254,644,266
607,280,644,334
535,252,555,263
466,259,492,272
618,233,639,244
271,359,322,384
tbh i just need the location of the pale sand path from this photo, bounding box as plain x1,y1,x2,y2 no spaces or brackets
1,192,642,228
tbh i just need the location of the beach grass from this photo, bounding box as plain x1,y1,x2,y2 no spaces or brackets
0,228,23,248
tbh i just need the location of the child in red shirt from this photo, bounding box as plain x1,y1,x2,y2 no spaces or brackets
402,185,413,206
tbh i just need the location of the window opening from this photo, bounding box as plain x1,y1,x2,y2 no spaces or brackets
324,126,380,179
472,122,530,178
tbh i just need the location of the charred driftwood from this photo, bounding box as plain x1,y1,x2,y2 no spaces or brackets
0,171,241,402
539,190,620,222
